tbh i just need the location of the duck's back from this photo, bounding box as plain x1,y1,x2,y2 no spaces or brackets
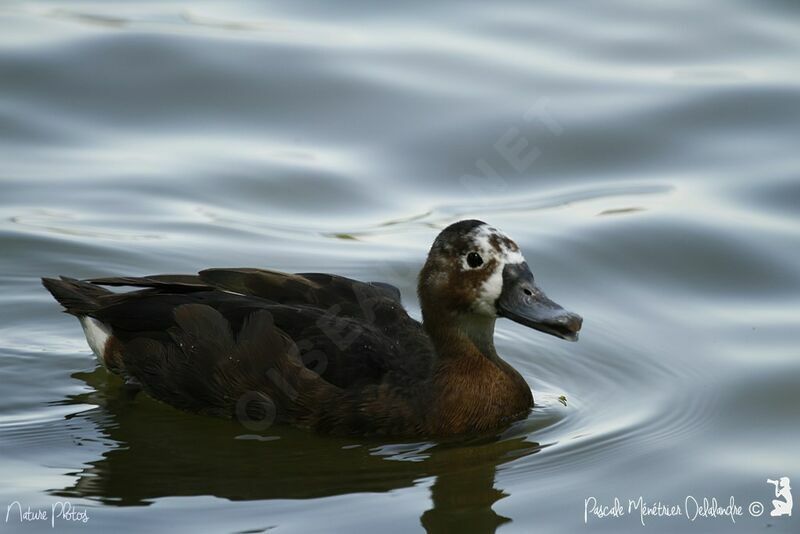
43,269,435,434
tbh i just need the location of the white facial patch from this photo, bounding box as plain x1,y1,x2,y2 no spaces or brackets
466,224,526,315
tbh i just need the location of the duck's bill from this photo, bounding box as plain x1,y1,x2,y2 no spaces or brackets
496,263,583,342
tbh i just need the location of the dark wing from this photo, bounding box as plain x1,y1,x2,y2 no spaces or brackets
89,268,403,317
121,303,339,426
87,274,209,293
198,268,403,315
88,268,432,390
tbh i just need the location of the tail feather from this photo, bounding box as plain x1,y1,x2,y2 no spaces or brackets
41,276,111,315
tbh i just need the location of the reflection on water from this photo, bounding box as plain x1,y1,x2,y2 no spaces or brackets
1,0,799,532
54,369,541,532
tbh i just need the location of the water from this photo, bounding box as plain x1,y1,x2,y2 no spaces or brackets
1,1,799,532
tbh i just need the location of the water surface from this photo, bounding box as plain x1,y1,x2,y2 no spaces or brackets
1,1,799,532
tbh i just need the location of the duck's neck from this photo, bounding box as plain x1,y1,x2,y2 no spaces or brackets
424,313,499,362
421,312,533,435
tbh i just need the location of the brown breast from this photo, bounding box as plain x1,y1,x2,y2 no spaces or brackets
426,352,533,436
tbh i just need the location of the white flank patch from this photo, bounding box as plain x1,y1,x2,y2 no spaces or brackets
468,224,526,315
79,316,111,359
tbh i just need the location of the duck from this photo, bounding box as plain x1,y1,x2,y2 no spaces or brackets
42,219,582,437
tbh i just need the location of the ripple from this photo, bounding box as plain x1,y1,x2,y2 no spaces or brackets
2,0,800,530
307,182,674,241
8,210,163,241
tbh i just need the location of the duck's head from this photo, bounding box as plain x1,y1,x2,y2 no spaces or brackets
418,219,582,342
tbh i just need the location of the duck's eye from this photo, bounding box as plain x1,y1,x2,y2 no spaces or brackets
466,252,484,268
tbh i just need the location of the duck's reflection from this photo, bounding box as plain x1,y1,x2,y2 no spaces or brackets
53,369,541,533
